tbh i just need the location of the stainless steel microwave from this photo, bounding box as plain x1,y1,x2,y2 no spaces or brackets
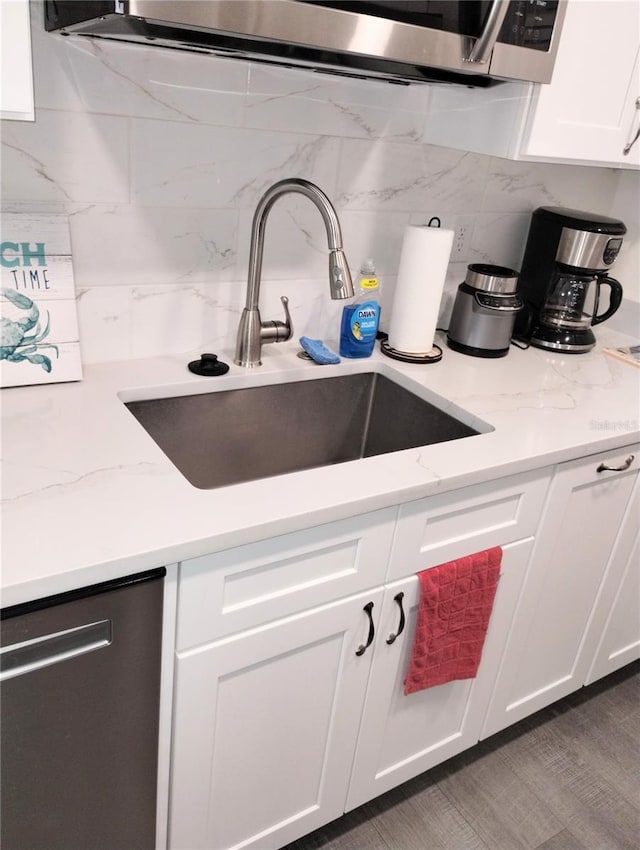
44,0,567,87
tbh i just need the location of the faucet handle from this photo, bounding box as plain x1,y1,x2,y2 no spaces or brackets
261,295,293,344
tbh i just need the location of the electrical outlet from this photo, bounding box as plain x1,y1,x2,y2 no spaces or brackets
414,214,472,260
453,223,471,259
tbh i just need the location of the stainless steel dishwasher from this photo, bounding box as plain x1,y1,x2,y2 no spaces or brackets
0,567,165,850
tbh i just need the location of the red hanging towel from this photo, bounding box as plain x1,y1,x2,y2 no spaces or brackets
404,547,502,695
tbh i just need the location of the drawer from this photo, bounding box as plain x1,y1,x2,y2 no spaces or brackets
177,508,397,650
387,469,550,582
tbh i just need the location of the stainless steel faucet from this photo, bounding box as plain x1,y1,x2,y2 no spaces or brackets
234,178,354,367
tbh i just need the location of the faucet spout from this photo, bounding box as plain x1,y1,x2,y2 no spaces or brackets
235,178,354,367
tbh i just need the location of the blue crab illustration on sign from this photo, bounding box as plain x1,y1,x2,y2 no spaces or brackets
1,289,59,373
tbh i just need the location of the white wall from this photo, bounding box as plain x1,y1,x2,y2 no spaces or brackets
1,2,635,363
606,171,640,337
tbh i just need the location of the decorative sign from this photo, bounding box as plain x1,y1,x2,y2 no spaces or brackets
0,213,82,387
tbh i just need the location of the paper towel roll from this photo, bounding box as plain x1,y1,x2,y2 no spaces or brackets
388,225,454,354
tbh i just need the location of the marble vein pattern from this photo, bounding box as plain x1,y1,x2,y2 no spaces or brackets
470,214,533,268
483,158,619,213
77,43,204,123
69,205,240,287
1,460,167,504
129,284,222,359
336,141,489,211
130,122,340,208
244,63,430,141
2,110,129,203
75,287,132,364
443,344,636,422
31,13,249,125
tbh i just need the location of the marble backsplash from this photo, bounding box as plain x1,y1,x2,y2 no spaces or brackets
1,2,635,364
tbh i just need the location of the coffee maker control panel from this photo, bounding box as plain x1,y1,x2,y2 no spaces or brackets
557,228,624,272
603,238,623,265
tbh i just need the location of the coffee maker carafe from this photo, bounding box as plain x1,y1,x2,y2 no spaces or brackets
516,207,626,353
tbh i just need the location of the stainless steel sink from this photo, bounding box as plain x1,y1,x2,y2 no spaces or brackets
124,372,484,490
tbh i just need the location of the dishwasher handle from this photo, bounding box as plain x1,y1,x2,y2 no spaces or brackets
0,620,112,682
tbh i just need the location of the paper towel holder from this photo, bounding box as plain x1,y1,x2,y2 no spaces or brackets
381,215,445,364
383,216,452,364
380,333,443,364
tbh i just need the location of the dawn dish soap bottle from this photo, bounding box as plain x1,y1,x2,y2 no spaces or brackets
339,259,380,358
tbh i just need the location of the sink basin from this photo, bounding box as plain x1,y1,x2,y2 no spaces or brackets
124,372,485,490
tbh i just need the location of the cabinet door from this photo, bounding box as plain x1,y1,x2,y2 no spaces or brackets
0,0,34,121
584,476,640,684
521,0,640,167
482,447,639,740
346,539,534,812
169,588,383,850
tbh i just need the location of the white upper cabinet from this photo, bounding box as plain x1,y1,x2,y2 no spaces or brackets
1,0,35,121
522,0,639,166
426,0,640,169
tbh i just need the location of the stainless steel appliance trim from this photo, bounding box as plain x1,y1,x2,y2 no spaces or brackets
489,0,567,84
129,0,488,76
530,336,594,352
556,228,621,269
543,315,591,329
465,265,519,293
448,289,519,351
0,620,112,681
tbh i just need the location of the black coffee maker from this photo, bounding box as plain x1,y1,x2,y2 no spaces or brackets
515,207,626,353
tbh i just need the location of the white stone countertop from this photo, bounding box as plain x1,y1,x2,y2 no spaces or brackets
2,328,639,607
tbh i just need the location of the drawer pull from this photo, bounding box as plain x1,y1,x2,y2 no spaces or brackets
355,602,375,657
596,454,635,473
386,593,406,645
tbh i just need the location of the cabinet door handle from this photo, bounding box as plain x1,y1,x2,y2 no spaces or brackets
623,97,640,156
386,592,406,645
355,601,375,656
596,454,635,473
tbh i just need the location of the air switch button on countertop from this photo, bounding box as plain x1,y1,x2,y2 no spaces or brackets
187,353,230,377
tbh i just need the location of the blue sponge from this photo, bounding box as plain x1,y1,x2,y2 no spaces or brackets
299,337,341,365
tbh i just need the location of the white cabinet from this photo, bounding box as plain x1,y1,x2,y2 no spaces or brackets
170,510,396,850
482,446,639,740
584,476,640,685
345,538,534,812
521,0,640,168
345,469,549,811
170,588,383,850
166,453,638,849
426,0,640,169
168,471,550,850
0,0,35,121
